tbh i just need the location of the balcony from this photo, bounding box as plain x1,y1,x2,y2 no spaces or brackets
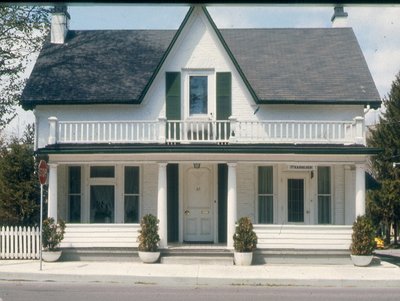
47,116,365,146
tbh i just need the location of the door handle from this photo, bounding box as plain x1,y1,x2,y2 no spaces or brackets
306,210,310,214
184,210,190,215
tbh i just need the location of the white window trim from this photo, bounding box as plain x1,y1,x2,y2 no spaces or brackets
123,165,141,224
182,69,215,121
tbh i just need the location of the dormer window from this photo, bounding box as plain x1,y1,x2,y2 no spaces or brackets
190,76,208,115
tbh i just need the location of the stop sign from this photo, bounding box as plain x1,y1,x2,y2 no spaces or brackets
38,160,48,185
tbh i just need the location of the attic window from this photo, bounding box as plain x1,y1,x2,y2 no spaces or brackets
189,76,208,115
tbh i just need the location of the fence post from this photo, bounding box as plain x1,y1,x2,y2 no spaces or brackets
158,117,167,144
48,116,58,145
354,116,365,145
229,116,237,143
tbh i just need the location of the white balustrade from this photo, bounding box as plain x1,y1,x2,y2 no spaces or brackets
51,118,363,145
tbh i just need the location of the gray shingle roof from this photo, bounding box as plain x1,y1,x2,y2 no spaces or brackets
220,28,380,105
21,27,381,109
22,30,177,108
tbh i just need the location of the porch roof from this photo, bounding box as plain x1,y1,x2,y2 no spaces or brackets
36,143,381,156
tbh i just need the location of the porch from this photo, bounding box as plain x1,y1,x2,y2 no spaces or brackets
47,117,366,145
59,224,352,264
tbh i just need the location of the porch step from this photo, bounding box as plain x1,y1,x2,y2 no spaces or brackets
61,247,140,262
161,246,234,265
254,249,352,265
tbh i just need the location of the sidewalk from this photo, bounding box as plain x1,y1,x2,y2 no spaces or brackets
1,259,400,288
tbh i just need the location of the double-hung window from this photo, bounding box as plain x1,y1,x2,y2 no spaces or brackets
318,166,331,224
68,166,81,223
124,166,140,223
258,166,274,224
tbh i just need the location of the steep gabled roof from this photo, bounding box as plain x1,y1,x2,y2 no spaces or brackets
22,30,177,108
21,6,381,109
219,28,380,106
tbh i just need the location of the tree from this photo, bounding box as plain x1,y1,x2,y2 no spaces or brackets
0,5,49,130
0,125,40,226
367,71,400,245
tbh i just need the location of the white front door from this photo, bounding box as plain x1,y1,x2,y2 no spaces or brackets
184,166,213,242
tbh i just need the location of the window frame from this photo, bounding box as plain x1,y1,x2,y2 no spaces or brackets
123,165,141,223
182,69,215,121
257,166,274,224
317,166,332,224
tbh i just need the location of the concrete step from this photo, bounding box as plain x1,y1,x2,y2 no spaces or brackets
161,256,233,265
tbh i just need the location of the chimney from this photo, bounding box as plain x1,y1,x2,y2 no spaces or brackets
331,5,348,28
51,5,70,44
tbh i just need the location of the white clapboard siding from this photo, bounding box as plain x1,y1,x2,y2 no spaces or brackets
254,225,352,250
60,224,140,248
0,226,40,259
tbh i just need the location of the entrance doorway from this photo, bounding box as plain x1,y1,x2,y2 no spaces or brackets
183,165,214,242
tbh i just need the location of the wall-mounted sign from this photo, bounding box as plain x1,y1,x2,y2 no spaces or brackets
287,164,315,171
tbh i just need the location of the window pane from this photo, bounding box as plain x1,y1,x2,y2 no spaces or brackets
190,76,208,115
318,196,331,224
125,166,139,194
90,166,115,178
258,166,273,194
288,179,304,222
69,195,81,223
258,196,273,224
125,195,139,223
69,166,81,194
318,166,330,194
90,185,115,223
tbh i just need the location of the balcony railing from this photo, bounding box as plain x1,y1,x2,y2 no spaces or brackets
47,116,365,145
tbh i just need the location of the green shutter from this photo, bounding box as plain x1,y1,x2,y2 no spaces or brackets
216,73,231,140
216,72,231,120
167,164,179,242
166,72,181,120
218,164,228,243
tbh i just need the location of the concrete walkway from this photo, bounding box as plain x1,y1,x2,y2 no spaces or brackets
1,259,400,288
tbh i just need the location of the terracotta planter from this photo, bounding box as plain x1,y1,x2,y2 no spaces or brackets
42,250,62,262
138,251,160,263
234,251,253,266
350,254,373,267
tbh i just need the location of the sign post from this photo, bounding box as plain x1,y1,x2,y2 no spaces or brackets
38,160,48,271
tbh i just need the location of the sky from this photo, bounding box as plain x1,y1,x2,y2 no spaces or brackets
5,3,400,138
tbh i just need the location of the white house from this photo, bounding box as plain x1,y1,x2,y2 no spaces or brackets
21,5,381,262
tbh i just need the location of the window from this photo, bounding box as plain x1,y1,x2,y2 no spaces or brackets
258,166,273,224
68,166,81,223
288,179,304,223
318,166,331,224
124,166,140,223
189,76,208,115
90,166,114,178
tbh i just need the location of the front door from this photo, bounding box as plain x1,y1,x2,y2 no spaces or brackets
184,166,213,242
285,173,310,224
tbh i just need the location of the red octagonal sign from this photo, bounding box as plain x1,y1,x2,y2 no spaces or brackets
38,160,48,185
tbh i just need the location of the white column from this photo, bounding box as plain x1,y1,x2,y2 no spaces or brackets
48,163,58,222
157,162,168,249
227,162,237,249
355,164,366,218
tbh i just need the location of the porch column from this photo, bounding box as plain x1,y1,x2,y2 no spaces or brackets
157,162,168,248
48,163,58,222
355,163,366,218
227,162,237,249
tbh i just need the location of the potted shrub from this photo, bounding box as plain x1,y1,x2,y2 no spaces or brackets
233,216,258,265
42,217,66,262
350,215,376,267
137,214,161,263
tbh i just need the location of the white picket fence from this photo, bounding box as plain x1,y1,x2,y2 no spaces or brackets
0,226,40,259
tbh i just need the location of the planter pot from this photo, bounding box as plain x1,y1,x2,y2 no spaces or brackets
42,250,62,262
234,251,253,266
138,251,160,263
351,254,373,267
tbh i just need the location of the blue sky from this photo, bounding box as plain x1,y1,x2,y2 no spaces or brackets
6,4,400,137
